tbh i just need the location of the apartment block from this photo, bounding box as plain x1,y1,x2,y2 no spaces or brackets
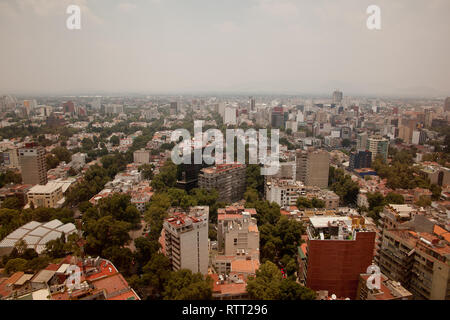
378,225,450,300
367,135,389,162
296,148,330,188
265,178,306,207
162,206,209,275
198,164,246,203
19,143,47,186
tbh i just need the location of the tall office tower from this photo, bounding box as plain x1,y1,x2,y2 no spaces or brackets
250,97,256,112
162,206,209,275
300,216,376,299
424,108,433,128
18,143,47,185
332,90,343,104
170,102,178,115
445,97,450,112
198,164,246,203
356,132,368,150
176,148,209,192
224,106,237,125
295,148,330,188
398,119,417,144
349,150,372,170
271,106,284,128
367,135,389,162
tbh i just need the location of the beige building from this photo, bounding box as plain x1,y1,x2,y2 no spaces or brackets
296,148,330,188
367,135,389,162
133,148,150,164
19,144,47,185
378,225,450,300
214,207,260,277
27,183,64,208
162,206,209,275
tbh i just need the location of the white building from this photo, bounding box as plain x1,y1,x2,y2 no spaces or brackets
265,179,306,207
224,106,237,125
162,206,209,275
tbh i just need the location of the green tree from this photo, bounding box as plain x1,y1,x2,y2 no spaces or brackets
163,269,212,300
5,258,28,274
1,197,22,210
139,164,154,180
247,261,282,300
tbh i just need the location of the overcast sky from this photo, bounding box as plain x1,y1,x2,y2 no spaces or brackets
0,0,449,96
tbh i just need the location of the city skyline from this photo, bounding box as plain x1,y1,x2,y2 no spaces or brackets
1,0,449,96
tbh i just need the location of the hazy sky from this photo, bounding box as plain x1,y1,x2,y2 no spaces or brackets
0,0,449,96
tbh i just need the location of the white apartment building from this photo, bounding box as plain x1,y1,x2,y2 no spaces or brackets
265,179,306,207
162,206,209,275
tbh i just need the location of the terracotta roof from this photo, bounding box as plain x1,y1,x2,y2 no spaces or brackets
231,259,260,274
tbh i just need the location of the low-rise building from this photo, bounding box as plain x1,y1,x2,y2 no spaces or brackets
27,182,64,208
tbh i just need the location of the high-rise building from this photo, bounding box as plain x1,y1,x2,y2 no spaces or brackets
250,97,255,112
356,132,368,150
198,164,246,203
296,149,330,188
349,150,372,170
271,106,284,128
367,135,389,162
301,216,376,299
445,97,450,112
412,130,427,145
332,90,343,105
424,109,433,128
62,101,75,114
224,106,237,125
398,119,417,144
170,102,178,115
162,206,209,275
19,143,47,186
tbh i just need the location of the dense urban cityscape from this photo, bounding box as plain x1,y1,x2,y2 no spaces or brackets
0,93,448,301
0,1,449,310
